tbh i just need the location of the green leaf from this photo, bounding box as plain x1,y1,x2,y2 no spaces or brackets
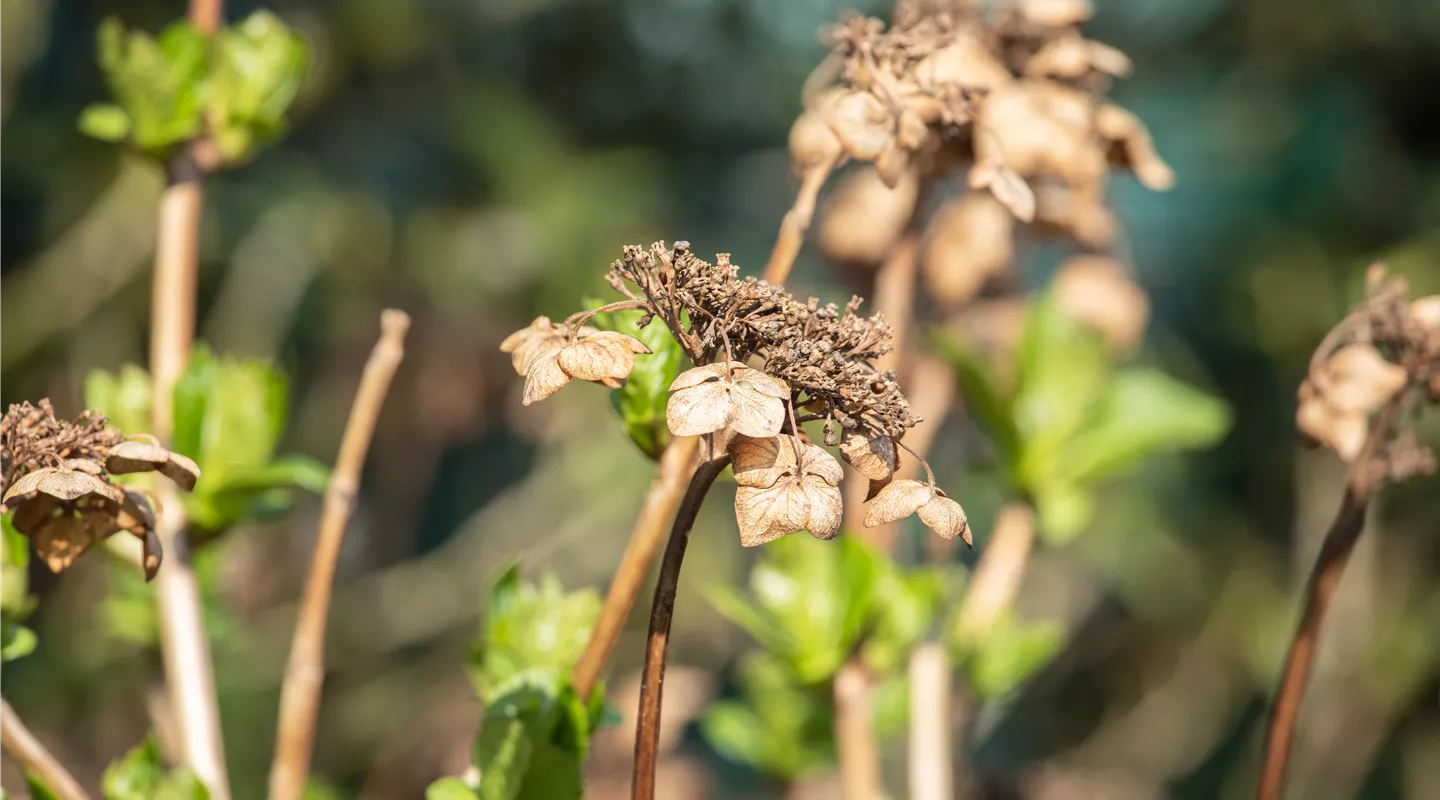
931,330,1019,467
965,616,1066,700
172,344,217,463
78,103,131,141
699,653,833,780
470,569,600,702
871,671,910,740
211,11,309,165
426,778,479,800
93,17,207,157
589,308,684,458
472,673,585,800
1012,297,1112,493
302,777,345,800
25,775,59,800
1,625,36,662
700,702,770,769
863,566,945,674
102,735,210,800
1056,368,1231,486
1031,482,1096,544
84,364,153,437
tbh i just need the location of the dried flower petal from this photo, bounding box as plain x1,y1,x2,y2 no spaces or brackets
522,351,572,406
558,330,651,383
969,161,1036,222
863,479,970,544
501,316,560,375
733,440,844,546
819,167,920,265
922,193,1014,308
32,513,103,574
917,489,970,544
730,434,798,489
105,440,201,491
4,468,122,508
667,362,789,438
828,90,892,161
1054,256,1150,351
840,430,896,481
1324,345,1408,414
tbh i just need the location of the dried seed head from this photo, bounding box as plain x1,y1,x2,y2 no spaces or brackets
667,363,789,439
731,436,844,546
1053,256,1150,351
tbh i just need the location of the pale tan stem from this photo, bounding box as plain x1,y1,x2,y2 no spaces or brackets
763,160,836,285
268,311,410,800
907,643,952,800
953,502,1035,648
834,661,882,800
573,434,700,700
1,700,91,800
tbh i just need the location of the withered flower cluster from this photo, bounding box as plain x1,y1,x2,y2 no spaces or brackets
502,241,969,547
1296,269,1440,472
0,400,200,580
808,0,1166,351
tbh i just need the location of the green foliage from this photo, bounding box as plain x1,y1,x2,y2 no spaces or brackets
935,293,1231,543
1,515,37,662
86,344,329,535
25,775,59,800
954,612,1067,700
700,652,835,781
102,736,210,800
436,568,608,800
102,537,234,648
585,303,686,459
211,11,310,164
79,12,308,166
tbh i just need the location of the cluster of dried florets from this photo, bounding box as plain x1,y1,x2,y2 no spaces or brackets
0,400,200,580
1296,268,1440,473
501,241,969,546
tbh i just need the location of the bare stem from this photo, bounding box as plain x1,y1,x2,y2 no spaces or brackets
1255,398,1401,800
762,160,836,285
572,434,701,700
953,502,1035,648
631,454,731,800
1,700,91,800
268,311,410,800
834,660,882,800
907,643,952,800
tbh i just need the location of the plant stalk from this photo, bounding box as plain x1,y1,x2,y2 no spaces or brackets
907,642,952,800
1,700,91,800
834,660,882,800
1255,398,1401,800
573,434,700,700
763,159,836,285
631,454,730,800
268,311,410,800
953,501,1035,648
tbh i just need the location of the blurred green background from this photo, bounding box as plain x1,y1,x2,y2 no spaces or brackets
3,0,1440,798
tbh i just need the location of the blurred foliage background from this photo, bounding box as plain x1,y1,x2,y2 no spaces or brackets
3,0,1440,798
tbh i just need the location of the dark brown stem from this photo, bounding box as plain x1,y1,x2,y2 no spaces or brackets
631,454,731,800
0,700,91,800
1255,397,1402,800
572,434,701,700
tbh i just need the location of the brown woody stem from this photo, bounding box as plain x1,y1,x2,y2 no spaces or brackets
1,700,91,800
907,643,953,800
572,434,701,700
631,454,731,800
953,502,1036,648
762,159,836,285
834,660,882,800
268,311,410,800
1255,397,1401,800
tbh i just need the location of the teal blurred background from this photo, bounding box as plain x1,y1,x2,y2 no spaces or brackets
3,0,1440,797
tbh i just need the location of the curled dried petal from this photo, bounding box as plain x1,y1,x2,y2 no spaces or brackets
734,467,843,546
828,90,892,161
969,161,1036,223
863,479,932,527
840,430,896,481
106,440,202,491
4,468,122,507
1054,256,1150,352
522,352,572,406
1324,345,1408,414
917,490,970,544
557,331,650,383
730,434,797,489
667,362,789,438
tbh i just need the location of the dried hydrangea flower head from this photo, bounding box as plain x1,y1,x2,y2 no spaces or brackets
0,400,201,580
1296,266,1440,476
501,241,968,547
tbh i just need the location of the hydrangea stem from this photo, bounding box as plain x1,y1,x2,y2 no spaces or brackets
0,700,90,800
632,453,730,800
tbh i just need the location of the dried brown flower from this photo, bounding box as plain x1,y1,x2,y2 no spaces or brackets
1,400,196,580
863,479,970,544
666,363,789,439
730,435,844,546
839,430,897,483
1053,255,1150,351
922,193,1015,309
503,316,650,406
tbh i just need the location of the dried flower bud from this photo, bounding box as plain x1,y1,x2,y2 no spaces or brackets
1053,256,1150,351
922,193,1014,308
667,362,790,439
863,478,970,544
732,436,844,546
818,167,920,266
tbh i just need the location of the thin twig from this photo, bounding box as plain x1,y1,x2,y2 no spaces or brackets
762,160,837,285
268,311,410,800
1,699,91,800
834,660,882,800
908,642,952,800
953,502,1035,648
1255,398,1402,800
572,434,701,700
631,454,731,800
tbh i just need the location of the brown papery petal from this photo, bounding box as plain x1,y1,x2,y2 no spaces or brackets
38,471,123,505
667,380,735,437
969,161,1036,223
840,431,896,482
730,435,797,489
106,439,170,474
735,482,811,547
513,336,564,376
1324,345,1408,415
730,366,790,399
670,362,734,392
863,479,932,527
522,353,572,405
558,331,646,382
725,384,786,439
918,494,970,544
828,90,892,161
797,442,844,488
499,316,553,353
800,479,843,540
33,514,100,573
160,452,201,492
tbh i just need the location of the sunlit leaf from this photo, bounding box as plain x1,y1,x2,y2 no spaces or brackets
590,306,685,459
965,615,1066,700
931,330,1019,470
426,778,478,800
102,735,210,800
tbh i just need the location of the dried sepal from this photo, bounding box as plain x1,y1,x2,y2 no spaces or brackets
733,439,843,546
863,479,970,545
667,362,790,438
501,316,565,376
730,434,798,489
840,429,897,482
969,160,1036,222
922,193,1015,308
557,330,651,383
818,167,920,265
523,351,573,406
106,439,201,491
4,467,123,509
1322,345,1408,414
517,327,646,406
1053,256,1150,352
